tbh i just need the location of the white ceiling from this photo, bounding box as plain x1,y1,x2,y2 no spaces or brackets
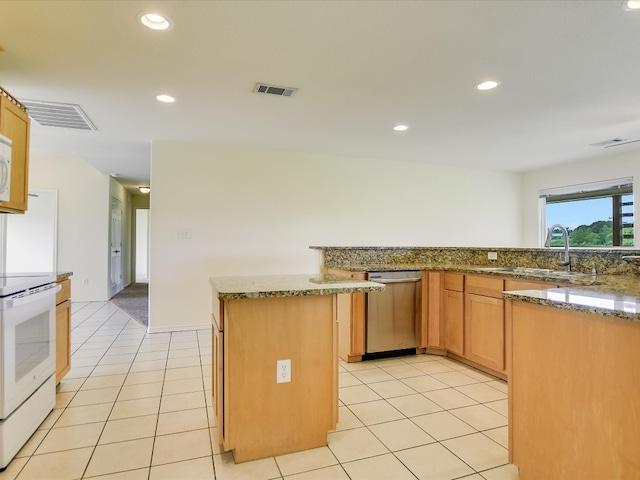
1,1,639,191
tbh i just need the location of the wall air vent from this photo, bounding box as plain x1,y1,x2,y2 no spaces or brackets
254,83,298,97
588,137,640,148
21,100,97,131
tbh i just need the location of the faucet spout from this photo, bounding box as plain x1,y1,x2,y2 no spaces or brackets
544,224,571,272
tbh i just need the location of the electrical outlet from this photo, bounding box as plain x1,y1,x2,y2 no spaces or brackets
488,251,498,261
276,359,291,383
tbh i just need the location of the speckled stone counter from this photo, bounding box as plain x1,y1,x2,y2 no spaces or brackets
210,273,384,300
56,271,73,281
312,246,640,321
311,246,640,275
504,287,640,321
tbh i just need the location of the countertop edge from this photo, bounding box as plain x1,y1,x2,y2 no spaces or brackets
57,271,73,281
210,274,384,300
503,290,640,322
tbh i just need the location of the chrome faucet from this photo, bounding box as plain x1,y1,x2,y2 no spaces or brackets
544,224,571,272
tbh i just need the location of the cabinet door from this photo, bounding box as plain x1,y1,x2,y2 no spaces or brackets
0,96,30,213
56,299,71,383
426,271,444,348
443,290,464,356
325,268,365,362
465,293,505,371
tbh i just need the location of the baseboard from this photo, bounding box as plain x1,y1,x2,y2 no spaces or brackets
146,323,211,334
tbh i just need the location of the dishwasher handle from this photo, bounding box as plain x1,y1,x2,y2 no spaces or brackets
368,277,421,284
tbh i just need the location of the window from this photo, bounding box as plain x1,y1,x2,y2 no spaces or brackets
540,177,634,247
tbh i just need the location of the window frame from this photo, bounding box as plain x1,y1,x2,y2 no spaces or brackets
539,177,634,248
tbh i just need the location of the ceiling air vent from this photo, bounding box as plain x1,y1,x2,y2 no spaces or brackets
587,137,640,149
21,100,97,131
254,83,298,97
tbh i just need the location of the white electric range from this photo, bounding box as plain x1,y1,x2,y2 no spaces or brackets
0,273,57,470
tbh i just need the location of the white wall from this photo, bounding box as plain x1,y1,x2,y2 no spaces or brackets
149,142,523,332
28,150,110,301
522,148,639,247
5,189,57,272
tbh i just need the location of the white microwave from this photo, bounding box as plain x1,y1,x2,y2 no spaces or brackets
0,133,12,203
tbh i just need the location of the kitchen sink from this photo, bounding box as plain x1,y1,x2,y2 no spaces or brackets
476,267,593,278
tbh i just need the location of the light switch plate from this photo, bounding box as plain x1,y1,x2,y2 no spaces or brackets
488,251,498,260
176,228,191,240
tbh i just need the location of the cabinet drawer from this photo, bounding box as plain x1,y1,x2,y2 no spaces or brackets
444,272,464,292
466,275,504,298
56,279,71,305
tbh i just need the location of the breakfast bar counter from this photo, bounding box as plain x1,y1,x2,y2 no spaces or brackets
209,274,383,463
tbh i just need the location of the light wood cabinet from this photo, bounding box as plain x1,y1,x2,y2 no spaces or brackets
465,293,505,372
425,271,444,348
55,278,71,384
439,273,562,378
211,294,338,463
464,275,505,372
0,88,30,213
508,300,640,478
323,268,366,362
443,273,464,356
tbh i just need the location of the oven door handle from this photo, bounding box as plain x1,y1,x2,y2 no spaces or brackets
0,284,61,310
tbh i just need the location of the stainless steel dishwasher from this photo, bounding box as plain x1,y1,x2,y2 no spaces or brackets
366,271,421,354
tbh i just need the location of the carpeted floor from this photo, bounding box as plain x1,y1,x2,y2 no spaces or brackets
110,282,148,327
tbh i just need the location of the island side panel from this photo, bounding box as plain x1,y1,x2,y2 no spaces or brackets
225,294,337,463
509,301,640,479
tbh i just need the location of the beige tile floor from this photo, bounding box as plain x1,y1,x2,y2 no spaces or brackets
0,301,520,480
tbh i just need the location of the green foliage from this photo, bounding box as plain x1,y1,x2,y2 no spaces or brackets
569,222,613,246
549,220,618,247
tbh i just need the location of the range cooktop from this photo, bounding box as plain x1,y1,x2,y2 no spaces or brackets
0,274,56,297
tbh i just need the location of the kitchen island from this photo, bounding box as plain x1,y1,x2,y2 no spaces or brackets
504,288,640,479
209,274,383,463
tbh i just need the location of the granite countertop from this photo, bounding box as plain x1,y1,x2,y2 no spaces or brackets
327,263,640,321
210,274,384,300
503,287,640,321
57,272,73,281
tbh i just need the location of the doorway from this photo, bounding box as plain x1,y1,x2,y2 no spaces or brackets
109,196,123,297
135,208,149,283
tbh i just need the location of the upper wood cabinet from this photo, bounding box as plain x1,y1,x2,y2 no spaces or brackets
0,88,30,213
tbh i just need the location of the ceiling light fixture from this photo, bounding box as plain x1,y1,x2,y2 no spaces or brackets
393,124,409,131
476,80,500,91
138,12,174,31
156,94,175,103
139,187,151,194
622,0,640,10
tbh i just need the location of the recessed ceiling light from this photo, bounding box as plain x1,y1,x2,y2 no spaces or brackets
139,187,151,194
476,80,500,91
622,0,640,10
156,94,175,103
393,124,409,131
138,12,174,31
